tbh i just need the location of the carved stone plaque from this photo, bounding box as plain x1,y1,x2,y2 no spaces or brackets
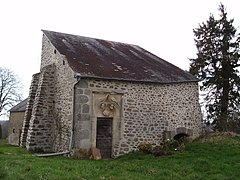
97,94,120,117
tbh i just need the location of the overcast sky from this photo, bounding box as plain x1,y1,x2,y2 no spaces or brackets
1,0,240,100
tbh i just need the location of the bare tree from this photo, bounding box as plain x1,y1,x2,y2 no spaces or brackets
0,67,22,117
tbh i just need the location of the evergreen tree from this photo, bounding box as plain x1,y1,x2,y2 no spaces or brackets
190,4,240,131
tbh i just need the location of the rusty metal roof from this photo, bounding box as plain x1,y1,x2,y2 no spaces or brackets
42,30,197,83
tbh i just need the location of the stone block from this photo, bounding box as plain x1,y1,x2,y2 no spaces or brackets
84,89,91,95
82,104,89,113
176,127,187,134
163,131,171,140
187,129,193,136
77,95,89,103
78,80,88,88
73,148,89,159
75,104,81,114
76,88,83,94
81,120,91,130
80,113,90,121
80,129,89,139
90,147,101,160
79,139,91,149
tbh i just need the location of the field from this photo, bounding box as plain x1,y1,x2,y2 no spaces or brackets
0,133,240,180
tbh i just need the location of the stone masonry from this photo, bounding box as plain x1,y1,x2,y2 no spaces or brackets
20,73,40,148
20,30,202,157
74,79,202,157
25,64,55,151
21,34,77,152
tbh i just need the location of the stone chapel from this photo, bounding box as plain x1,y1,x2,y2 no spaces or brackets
20,30,202,158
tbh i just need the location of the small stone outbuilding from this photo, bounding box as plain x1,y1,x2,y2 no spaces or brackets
8,99,27,145
0,121,9,139
20,30,202,158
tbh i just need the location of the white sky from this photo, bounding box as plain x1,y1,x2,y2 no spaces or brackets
0,0,239,100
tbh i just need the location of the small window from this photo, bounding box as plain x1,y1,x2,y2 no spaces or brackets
54,49,57,54
13,128,15,133
63,60,65,65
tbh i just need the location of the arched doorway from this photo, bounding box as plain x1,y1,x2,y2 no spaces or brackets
173,133,189,144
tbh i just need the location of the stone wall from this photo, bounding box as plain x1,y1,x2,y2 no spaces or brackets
21,34,77,152
8,111,25,145
0,121,8,139
20,73,40,147
50,48,77,152
73,80,92,152
25,64,56,152
74,78,202,157
40,34,58,69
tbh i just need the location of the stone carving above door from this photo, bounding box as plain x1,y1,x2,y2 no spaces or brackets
97,94,120,117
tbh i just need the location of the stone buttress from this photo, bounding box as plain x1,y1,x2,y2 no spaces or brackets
20,64,56,152
20,73,40,148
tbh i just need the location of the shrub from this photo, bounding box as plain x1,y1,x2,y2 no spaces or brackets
137,138,187,157
72,148,90,159
137,142,153,154
178,142,186,153
163,139,179,155
152,145,164,157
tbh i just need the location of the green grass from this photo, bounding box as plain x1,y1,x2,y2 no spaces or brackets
0,134,240,180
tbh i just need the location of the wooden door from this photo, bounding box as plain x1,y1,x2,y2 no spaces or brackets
96,117,113,159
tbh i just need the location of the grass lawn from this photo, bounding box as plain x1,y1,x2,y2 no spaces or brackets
0,133,240,180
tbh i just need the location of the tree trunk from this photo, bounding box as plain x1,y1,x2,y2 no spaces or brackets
218,60,230,131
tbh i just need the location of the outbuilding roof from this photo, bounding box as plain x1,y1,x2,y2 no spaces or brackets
42,30,197,83
10,99,28,112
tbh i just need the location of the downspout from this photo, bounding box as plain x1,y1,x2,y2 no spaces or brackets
69,74,81,152
33,151,70,157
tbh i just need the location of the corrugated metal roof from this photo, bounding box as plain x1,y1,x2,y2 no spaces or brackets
42,30,197,83
10,99,28,112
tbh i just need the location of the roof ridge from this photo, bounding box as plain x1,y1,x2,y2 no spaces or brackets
10,98,28,112
42,29,139,47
